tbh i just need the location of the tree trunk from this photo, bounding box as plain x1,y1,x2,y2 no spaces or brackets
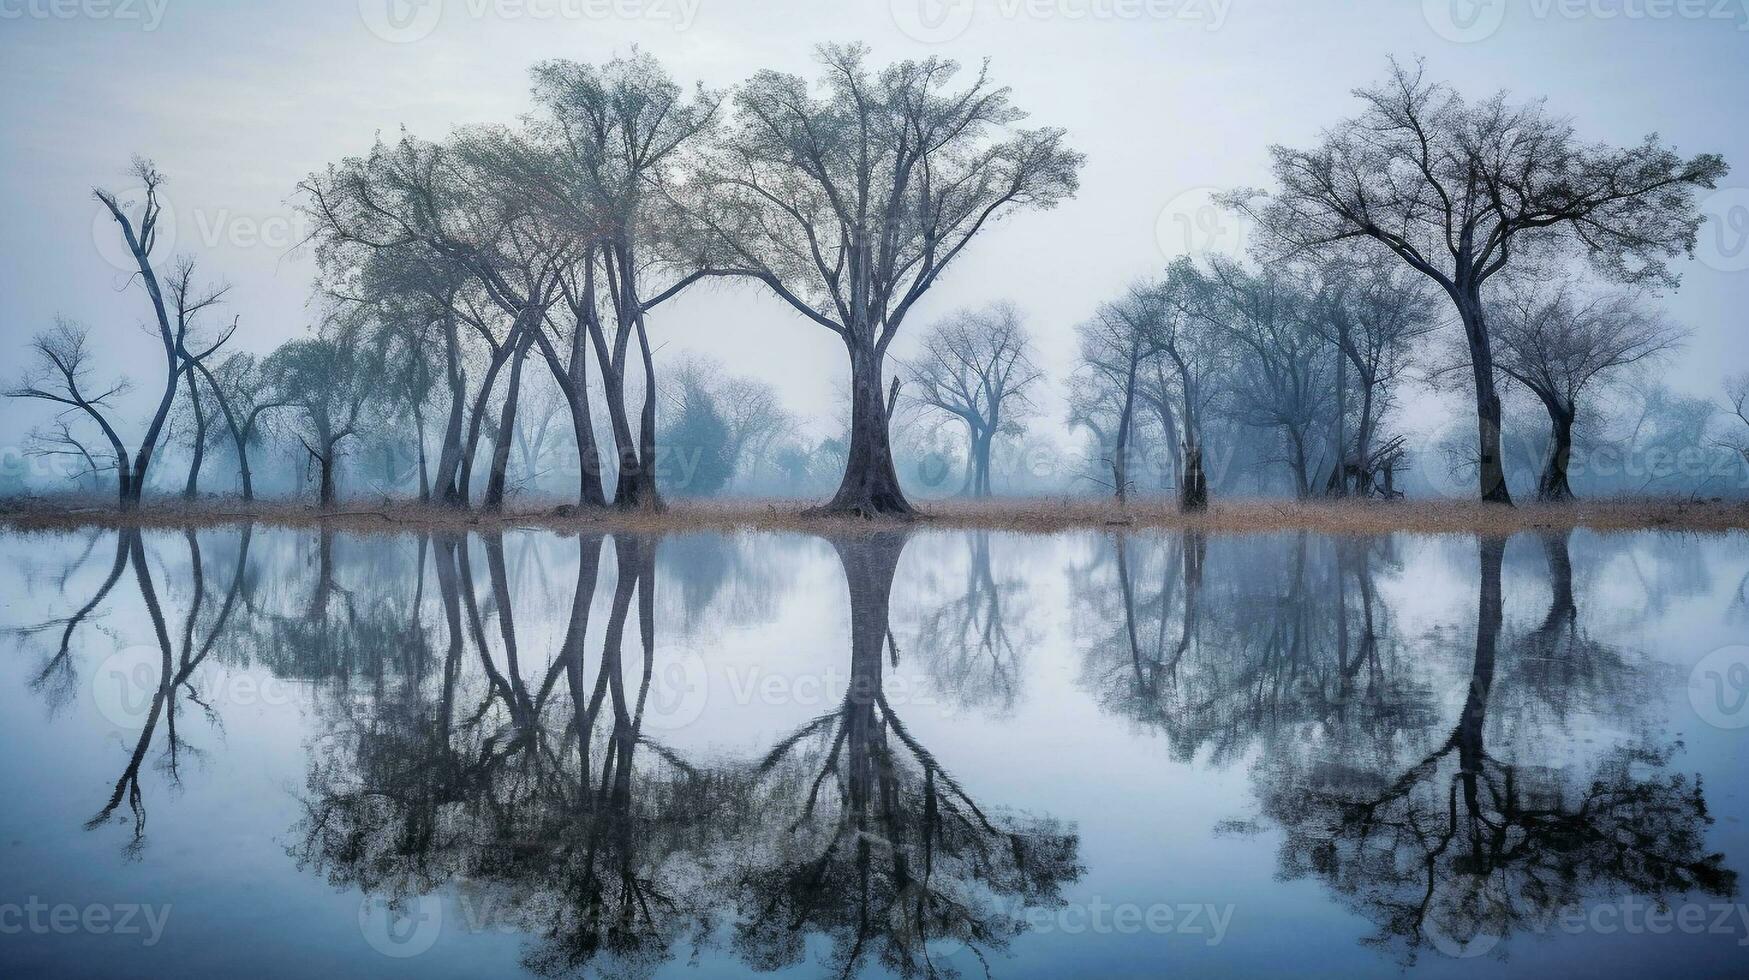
562,326,607,508
483,332,531,511
413,400,430,503
624,314,664,511
433,312,468,506
818,339,913,517
974,429,994,497
318,446,337,508
1456,293,1513,505
192,360,252,501
1113,352,1139,503
1536,403,1576,502
455,328,520,507
1181,441,1208,512
183,370,207,499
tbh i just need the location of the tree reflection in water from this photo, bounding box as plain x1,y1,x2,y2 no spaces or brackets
14,525,1737,973
731,532,1080,977
1074,529,1738,963
279,528,1079,978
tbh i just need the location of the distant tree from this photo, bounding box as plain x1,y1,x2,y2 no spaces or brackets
1492,277,1682,500
905,302,1042,497
1075,282,1167,502
663,375,734,496
1304,252,1439,496
689,44,1083,516
1726,374,1749,473
1228,59,1727,504
1193,257,1333,498
264,334,376,507
195,352,288,502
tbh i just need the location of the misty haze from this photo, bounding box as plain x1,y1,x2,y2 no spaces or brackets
3,1,1749,978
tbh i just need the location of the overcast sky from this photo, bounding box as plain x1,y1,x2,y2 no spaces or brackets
3,0,1746,467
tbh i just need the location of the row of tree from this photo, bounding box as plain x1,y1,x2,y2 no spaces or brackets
7,53,1738,511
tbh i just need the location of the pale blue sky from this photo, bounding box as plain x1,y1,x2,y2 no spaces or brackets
2,0,1745,463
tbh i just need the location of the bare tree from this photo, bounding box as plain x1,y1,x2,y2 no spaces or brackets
688,44,1083,516
1724,374,1749,472
1194,257,1333,498
1304,252,1439,496
1075,283,1167,502
8,321,133,492
528,53,726,511
1493,278,1682,500
1227,58,1727,504
905,302,1042,497
28,159,240,507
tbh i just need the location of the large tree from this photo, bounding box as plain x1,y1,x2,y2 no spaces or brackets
528,53,726,511
689,44,1082,516
904,301,1042,497
1227,59,1726,504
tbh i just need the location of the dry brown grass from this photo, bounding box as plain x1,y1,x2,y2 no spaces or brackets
3,494,1747,538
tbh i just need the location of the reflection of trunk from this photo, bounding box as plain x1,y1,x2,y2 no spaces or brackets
1527,529,1576,650
1456,537,1505,823
832,532,909,823
821,341,913,516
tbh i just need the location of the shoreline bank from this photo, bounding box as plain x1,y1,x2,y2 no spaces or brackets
4,496,1747,537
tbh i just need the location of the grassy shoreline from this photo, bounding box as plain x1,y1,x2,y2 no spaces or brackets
3,495,1747,537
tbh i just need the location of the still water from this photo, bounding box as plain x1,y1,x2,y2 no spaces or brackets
2,525,1747,978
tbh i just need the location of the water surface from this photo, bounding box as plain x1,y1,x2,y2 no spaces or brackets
3,525,1747,978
